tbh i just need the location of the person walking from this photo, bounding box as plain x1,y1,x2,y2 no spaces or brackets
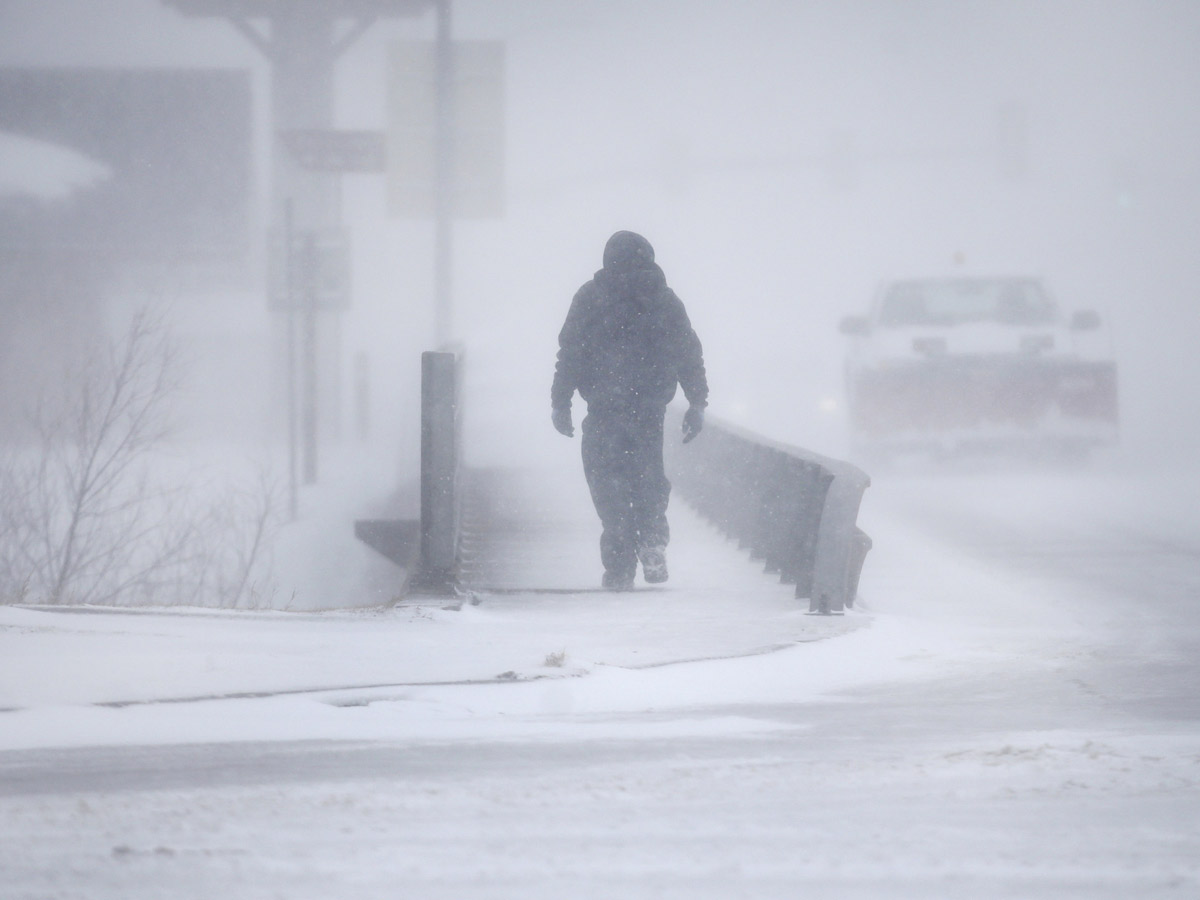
551,231,709,590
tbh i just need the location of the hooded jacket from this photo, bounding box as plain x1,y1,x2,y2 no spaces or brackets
552,231,708,414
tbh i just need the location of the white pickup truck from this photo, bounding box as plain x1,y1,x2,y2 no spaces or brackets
839,277,1118,459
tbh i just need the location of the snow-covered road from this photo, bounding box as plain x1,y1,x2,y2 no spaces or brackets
1,459,1198,899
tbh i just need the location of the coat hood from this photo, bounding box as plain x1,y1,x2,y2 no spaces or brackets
595,231,664,305
602,230,655,273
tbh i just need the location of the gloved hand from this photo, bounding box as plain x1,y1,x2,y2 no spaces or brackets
552,405,574,437
682,405,705,443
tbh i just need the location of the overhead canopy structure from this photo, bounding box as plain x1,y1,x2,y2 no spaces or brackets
162,0,435,61
0,132,110,202
0,67,251,258
164,0,431,15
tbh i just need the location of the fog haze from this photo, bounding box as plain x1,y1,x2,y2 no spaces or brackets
2,0,1198,469
4,7,1200,890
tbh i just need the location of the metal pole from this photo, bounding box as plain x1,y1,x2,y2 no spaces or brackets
354,350,371,441
419,350,459,591
301,232,319,485
284,199,299,519
433,0,454,347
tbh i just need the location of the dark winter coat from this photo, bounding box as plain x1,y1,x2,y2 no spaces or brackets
551,232,708,414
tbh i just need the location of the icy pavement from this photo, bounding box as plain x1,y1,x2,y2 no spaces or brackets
0,460,866,719
1,456,1199,899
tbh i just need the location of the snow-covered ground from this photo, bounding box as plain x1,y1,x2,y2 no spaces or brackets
1,452,1198,899
0,131,110,200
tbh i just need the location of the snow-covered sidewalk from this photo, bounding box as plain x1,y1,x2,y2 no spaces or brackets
0,457,872,745
2,462,1199,899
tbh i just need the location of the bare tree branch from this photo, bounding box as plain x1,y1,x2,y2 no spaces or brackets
0,307,281,609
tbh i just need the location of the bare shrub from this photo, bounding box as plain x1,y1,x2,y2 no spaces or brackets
187,467,283,609
0,309,280,607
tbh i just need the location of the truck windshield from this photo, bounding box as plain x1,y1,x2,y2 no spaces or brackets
879,279,1057,327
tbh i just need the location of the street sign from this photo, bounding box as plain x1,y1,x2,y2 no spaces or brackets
268,226,351,311
166,1,432,18
387,40,505,218
279,129,387,173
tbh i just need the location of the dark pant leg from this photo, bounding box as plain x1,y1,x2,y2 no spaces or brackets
629,408,671,552
581,412,637,578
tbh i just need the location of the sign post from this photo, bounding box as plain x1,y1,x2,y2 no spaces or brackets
279,129,387,173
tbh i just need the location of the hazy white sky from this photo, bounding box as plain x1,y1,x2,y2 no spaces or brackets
2,0,1198,465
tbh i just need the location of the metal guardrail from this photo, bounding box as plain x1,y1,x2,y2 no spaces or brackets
665,410,872,614
355,348,463,595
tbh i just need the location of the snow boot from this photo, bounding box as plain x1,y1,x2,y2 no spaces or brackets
602,570,635,591
637,546,668,584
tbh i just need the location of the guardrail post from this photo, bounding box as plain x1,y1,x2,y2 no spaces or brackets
808,461,870,614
